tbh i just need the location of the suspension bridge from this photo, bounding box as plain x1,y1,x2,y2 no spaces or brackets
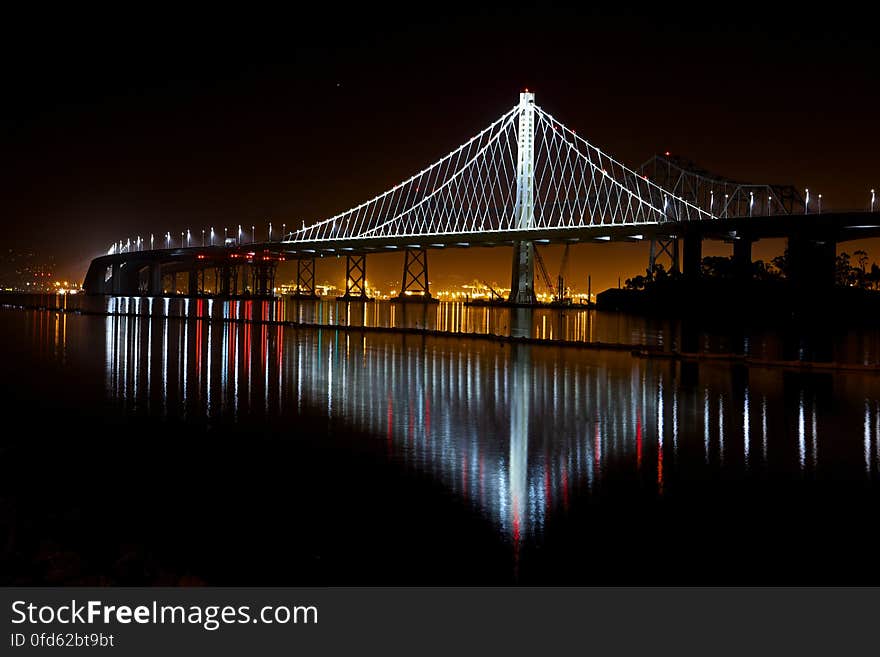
83,92,880,299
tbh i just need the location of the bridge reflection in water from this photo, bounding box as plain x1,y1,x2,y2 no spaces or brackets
100,305,880,551
81,293,880,363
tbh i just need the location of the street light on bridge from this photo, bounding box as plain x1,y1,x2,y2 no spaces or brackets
238,225,242,243
269,222,272,241
211,227,215,246
201,229,205,246
749,191,754,217
150,234,154,250
818,194,822,213
805,188,810,214
251,224,255,243
282,223,286,240
186,229,192,247
166,232,171,249
872,189,876,213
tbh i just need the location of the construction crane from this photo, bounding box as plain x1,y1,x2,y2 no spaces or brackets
533,246,555,298
555,244,571,304
535,244,573,304
481,280,505,301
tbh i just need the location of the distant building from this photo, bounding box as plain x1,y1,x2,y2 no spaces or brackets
0,249,56,292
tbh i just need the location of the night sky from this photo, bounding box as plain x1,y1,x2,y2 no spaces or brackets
3,5,879,292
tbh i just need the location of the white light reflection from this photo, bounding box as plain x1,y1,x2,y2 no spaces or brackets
798,391,806,472
865,400,872,475
762,396,768,465
875,401,880,469
182,299,189,414
657,375,664,493
672,386,678,459
98,308,876,549
743,387,750,470
161,313,168,417
327,331,334,414
811,394,817,470
704,388,710,463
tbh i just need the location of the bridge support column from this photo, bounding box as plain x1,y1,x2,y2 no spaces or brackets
110,262,123,295
251,260,278,296
338,254,371,301
683,233,702,279
82,260,111,294
149,263,162,295
295,258,318,298
732,238,753,280
395,248,434,302
218,263,234,296
649,237,680,277
508,241,536,304
787,236,836,289
187,269,199,296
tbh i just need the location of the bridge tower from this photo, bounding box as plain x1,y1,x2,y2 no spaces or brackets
508,91,537,305
294,258,318,298
395,248,434,301
217,262,236,296
649,237,680,277
251,253,279,296
338,254,371,301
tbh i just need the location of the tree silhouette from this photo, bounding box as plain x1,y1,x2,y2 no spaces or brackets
623,248,880,290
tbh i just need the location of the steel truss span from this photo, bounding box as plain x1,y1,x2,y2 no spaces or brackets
638,154,806,218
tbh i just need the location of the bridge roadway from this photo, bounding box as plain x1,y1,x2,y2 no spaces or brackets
83,211,880,298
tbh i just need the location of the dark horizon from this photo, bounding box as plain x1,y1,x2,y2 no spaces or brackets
3,5,879,290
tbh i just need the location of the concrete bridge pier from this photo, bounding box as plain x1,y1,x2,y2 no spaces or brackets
294,258,318,298
682,233,703,279
251,260,278,296
148,263,163,295
338,254,371,301
217,263,235,296
787,236,836,289
732,237,753,280
109,261,142,296
110,262,123,295
508,241,536,304
82,260,111,294
394,248,435,302
187,269,199,296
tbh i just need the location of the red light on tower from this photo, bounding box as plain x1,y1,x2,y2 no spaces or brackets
665,151,671,156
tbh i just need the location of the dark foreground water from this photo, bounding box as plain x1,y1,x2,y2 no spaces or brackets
2,298,880,585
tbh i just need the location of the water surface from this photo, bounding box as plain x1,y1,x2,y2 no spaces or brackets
2,299,879,584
